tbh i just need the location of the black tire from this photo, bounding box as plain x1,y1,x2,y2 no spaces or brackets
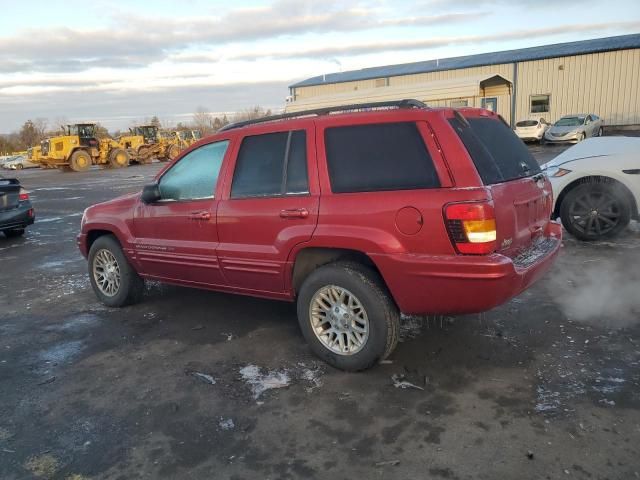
70,150,91,172
4,228,25,238
108,148,129,168
167,144,181,160
539,136,546,145
598,127,604,137
296,262,399,371
88,234,144,307
560,182,631,241
578,132,586,142
16,164,23,170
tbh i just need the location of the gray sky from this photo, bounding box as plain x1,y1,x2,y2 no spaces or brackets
1,0,639,132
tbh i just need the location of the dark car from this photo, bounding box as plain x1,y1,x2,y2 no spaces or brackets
78,100,561,371
0,176,35,237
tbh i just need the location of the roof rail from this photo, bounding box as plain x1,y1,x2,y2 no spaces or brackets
218,99,427,132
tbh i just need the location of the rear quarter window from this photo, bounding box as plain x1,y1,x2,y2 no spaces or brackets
324,122,440,193
449,116,541,185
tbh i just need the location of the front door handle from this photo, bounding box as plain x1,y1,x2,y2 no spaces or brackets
279,208,309,219
190,211,211,221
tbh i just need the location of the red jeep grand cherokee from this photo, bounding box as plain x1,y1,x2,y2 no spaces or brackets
78,100,561,371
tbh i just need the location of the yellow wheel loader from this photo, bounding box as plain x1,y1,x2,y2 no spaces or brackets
118,125,167,164
38,124,129,172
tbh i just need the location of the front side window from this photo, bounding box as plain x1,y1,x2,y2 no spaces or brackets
159,140,229,201
231,130,308,198
531,94,550,113
324,122,440,193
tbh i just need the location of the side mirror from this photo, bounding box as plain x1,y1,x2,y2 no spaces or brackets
141,183,161,204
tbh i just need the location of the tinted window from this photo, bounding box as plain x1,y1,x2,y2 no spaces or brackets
449,116,541,185
516,120,538,127
286,130,308,194
159,141,228,200
324,122,439,193
231,130,308,198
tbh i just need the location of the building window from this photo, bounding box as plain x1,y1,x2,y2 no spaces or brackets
450,99,468,108
375,78,389,88
531,94,550,113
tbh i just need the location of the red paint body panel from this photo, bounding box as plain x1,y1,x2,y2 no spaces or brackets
78,107,561,315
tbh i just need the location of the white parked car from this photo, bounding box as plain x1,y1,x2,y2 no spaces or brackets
3,156,39,170
543,137,640,240
544,114,604,143
514,117,550,143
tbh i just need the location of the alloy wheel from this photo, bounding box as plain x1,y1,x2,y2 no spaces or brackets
309,285,369,355
568,190,620,237
93,249,121,296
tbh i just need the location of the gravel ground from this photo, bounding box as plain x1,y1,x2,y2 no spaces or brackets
1,145,639,480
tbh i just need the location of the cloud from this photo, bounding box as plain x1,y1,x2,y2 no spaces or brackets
0,81,290,132
0,1,481,74
232,20,640,60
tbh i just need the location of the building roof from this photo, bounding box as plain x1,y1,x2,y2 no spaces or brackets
290,33,640,89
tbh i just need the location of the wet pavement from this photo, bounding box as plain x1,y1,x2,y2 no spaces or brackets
1,149,639,480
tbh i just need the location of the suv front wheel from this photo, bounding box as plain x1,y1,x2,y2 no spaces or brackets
88,234,144,307
297,262,399,371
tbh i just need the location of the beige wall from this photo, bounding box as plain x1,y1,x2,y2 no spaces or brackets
293,48,640,126
294,63,514,99
515,49,640,126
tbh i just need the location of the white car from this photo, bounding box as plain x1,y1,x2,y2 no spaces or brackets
543,137,640,240
514,117,549,143
3,156,39,170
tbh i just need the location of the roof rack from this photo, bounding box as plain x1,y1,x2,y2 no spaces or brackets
218,99,427,132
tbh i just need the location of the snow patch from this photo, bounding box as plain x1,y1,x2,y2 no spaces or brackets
239,364,291,399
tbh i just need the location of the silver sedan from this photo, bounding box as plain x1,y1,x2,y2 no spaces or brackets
544,114,604,143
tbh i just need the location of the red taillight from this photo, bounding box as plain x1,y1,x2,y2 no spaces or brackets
19,189,29,201
444,202,497,255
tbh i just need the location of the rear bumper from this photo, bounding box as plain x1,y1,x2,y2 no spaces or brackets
373,222,562,315
0,204,35,231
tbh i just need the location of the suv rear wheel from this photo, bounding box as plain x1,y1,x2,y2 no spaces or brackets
297,262,399,371
88,235,144,307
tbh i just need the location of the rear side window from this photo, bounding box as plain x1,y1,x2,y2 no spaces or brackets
449,116,541,185
231,130,308,198
324,122,440,193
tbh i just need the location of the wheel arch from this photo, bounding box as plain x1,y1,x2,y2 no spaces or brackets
86,229,120,252
290,247,387,297
553,175,639,220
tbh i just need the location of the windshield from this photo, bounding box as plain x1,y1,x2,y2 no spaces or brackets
192,130,202,139
516,120,538,127
78,125,95,137
178,131,189,140
140,126,158,139
555,117,584,127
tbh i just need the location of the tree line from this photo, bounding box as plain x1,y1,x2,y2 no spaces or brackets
0,106,273,155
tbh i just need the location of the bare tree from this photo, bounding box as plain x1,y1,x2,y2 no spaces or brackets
232,106,272,123
193,107,214,134
18,119,48,149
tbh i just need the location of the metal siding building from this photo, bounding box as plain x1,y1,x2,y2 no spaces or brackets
288,34,640,127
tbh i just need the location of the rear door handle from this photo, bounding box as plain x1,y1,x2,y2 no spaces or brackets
279,208,309,219
190,211,211,221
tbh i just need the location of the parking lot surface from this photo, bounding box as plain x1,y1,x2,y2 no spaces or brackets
1,147,639,479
